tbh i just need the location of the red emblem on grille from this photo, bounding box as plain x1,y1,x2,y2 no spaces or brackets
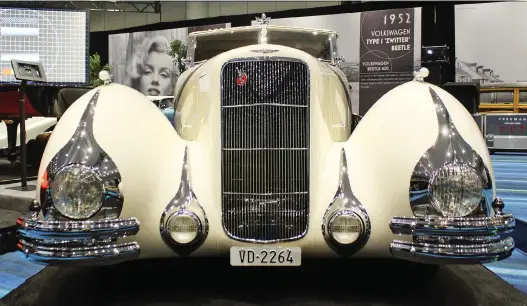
236,68,247,86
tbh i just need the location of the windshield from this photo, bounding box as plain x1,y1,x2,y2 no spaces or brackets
192,28,333,62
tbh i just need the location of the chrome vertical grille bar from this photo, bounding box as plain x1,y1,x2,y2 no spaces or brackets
220,58,310,243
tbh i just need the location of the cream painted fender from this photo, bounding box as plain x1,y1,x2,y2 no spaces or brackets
38,83,188,258
335,80,494,256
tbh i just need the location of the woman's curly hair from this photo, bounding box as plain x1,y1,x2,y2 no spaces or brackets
125,35,178,95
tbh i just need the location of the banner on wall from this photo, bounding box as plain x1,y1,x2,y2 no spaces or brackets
359,8,416,115
108,23,230,97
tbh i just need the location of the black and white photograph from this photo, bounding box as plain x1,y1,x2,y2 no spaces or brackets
455,2,527,84
108,23,230,96
255,8,421,113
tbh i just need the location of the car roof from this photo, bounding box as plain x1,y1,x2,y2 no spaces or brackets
188,25,338,38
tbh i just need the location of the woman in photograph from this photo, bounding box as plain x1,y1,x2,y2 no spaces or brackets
126,35,179,96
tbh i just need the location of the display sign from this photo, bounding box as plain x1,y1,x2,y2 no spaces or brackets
0,7,89,85
485,115,527,136
484,114,527,148
359,8,416,115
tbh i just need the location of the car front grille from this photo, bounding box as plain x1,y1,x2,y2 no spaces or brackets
220,58,310,243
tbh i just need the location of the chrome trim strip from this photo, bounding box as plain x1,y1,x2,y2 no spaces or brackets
220,57,310,243
222,148,308,151
389,214,515,236
223,191,308,195
43,90,124,221
322,148,371,256
409,87,493,218
17,215,140,240
222,103,307,108
160,146,209,256
17,213,140,266
390,236,514,265
18,239,140,266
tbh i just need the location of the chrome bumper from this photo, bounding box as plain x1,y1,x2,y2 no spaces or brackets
389,214,515,264
16,216,141,266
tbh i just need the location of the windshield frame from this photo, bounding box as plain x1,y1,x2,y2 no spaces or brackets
186,26,339,67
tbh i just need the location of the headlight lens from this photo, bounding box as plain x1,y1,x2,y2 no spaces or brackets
329,212,364,245
429,162,483,217
167,212,200,244
50,164,104,219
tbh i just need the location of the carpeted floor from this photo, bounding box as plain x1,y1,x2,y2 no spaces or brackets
491,153,527,221
0,153,526,301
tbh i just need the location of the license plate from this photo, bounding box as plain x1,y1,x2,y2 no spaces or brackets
230,247,301,266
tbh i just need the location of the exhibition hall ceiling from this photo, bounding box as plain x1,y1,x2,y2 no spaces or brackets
0,1,160,13
0,1,342,32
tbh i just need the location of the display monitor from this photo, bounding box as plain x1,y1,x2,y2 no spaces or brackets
0,7,89,85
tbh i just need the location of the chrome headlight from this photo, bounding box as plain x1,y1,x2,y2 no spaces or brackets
328,210,365,245
50,164,104,220
429,162,483,217
42,90,123,221
409,87,492,218
166,211,201,245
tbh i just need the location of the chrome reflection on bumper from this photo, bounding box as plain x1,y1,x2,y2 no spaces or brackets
17,215,140,266
389,214,515,264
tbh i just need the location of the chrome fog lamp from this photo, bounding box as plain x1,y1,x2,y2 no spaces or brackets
322,149,371,256
328,210,364,245
429,162,483,217
50,164,104,220
166,210,201,245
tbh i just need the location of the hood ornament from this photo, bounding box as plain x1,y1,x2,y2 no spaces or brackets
98,70,112,85
255,13,271,25
256,13,271,44
413,67,429,82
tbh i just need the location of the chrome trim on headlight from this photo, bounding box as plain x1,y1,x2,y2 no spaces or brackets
409,87,492,218
160,146,208,256
16,207,140,266
395,85,516,264
42,90,123,221
322,148,370,256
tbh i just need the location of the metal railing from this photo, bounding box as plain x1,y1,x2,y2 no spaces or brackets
479,82,527,113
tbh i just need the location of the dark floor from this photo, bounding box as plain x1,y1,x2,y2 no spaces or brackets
0,259,526,306
0,159,37,183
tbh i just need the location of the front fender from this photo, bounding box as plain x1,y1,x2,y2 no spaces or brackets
340,80,494,255
38,83,188,259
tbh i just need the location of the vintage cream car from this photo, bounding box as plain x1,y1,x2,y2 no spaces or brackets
16,17,515,268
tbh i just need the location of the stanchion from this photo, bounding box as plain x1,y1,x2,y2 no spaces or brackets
19,80,28,189
7,60,47,192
